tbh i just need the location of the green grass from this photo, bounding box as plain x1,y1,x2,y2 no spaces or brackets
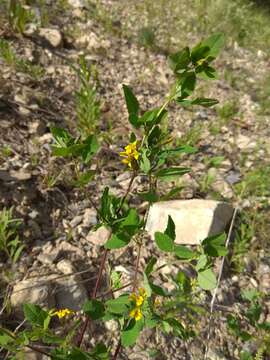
74,55,101,138
0,207,24,264
90,0,270,54
0,39,45,80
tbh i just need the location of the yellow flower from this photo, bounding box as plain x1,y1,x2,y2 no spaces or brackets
129,307,143,321
119,141,140,169
129,288,147,307
53,308,74,319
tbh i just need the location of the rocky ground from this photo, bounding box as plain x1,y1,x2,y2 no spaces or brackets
0,0,270,359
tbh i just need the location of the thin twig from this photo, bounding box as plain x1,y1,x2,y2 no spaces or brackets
112,339,122,360
97,282,132,299
77,248,109,348
203,207,238,360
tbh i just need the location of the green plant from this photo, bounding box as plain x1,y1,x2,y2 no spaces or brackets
138,26,156,48
0,39,45,80
0,207,24,264
0,33,230,359
227,289,270,359
217,100,239,120
8,0,33,33
74,55,101,138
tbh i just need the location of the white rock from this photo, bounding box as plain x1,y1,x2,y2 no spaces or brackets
86,226,111,246
236,134,256,150
39,28,62,48
68,0,85,7
11,278,55,311
146,200,234,245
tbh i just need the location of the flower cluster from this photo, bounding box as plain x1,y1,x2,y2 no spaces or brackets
119,140,139,169
129,287,147,321
53,308,74,319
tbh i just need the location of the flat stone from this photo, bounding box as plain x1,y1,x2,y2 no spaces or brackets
11,277,55,312
146,200,234,245
9,169,32,181
86,226,111,246
39,28,62,48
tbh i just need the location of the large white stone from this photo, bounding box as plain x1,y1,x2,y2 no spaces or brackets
39,28,62,48
146,200,234,245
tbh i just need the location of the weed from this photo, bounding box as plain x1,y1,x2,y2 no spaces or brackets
0,39,16,66
217,100,239,121
0,145,13,159
138,26,156,49
8,0,33,33
231,211,254,273
0,207,24,264
0,39,44,80
74,55,101,138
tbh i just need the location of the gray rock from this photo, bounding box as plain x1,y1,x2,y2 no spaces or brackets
70,215,83,228
55,260,88,311
82,208,97,228
39,28,62,48
11,278,55,311
146,200,234,245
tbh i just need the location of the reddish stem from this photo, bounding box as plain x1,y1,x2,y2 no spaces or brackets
77,249,109,348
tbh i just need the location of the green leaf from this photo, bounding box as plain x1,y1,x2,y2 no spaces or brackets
138,108,167,127
73,170,95,187
123,84,139,127
241,289,261,302
106,295,130,314
200,33,225,59
168,47,191,73
195,254,208,271
81,134,99,163
174,245,194,259
196,65,218,80
164,215,175,240
0,329,14,346
177,71,196,98
202,232,228,257
155,232,174,252
23,304,48,327
121,318,144,347
160,187,183,201
155,167,190,181
192,97,219,107
191,33,225,63
197,268,217,290
149,282,167,296
119,208,140,235
138,190,159,203
176,97,219,107
50,126,73,148
104,232,130,249
159,145,197,158
140,149,151,174
145,256,157,276
83,300,105,320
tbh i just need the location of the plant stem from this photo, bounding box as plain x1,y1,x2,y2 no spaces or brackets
0,327,52,358
112,339,122,360
117,171,136,215
77,248,109,348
